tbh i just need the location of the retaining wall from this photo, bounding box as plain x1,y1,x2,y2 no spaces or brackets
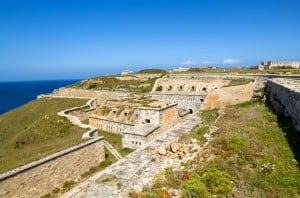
265,79,300,131
0,137,105,198
53,88,129,103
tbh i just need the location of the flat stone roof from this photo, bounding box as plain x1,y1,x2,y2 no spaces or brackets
271,78,300,93
123,124,159,137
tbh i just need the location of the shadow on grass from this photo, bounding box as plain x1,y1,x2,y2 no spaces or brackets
265,101,300,167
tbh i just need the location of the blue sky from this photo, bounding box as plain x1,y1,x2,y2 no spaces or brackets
0,0,300,81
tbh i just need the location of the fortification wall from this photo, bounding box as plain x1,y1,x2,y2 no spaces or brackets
0,137,105,198
65,107,96,121
159,104,180,131
151,93,205,112
265,79,300,131
89,115,133,134
203,82,254,110
53,88,128,103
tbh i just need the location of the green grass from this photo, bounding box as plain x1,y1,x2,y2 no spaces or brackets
223,78,253,87
135,101,300,197
135,69,168,74
98,130,134,156
0,97,88,173
180,109,218,143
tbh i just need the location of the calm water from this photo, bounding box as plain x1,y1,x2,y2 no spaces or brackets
0,80,80,115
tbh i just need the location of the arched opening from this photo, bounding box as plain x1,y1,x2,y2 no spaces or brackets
145,119,151,123
202,87,207,92
200,99,204,102
189,109,193,114
179,85,183,91
191,86,195,91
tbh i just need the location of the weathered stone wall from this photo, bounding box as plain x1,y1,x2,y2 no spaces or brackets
159,104,180,131
122,104,183,149
151,93,206,112
65,107,96,121
203,82,254,109
89,115,133,134
265,79,300,131
0,137,105,198
53,88,129,103
152,77,230,93
136,107,160,125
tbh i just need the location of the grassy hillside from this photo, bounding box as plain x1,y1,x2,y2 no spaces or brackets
69,76,158,93
133,101,300,197
0,97,88,173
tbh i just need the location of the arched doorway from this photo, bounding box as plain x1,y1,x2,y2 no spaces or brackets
189,109,193,114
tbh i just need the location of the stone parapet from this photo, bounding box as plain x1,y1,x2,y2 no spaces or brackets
0,137,105,197
265,78,300,131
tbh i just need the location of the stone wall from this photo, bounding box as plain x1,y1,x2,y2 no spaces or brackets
151,93,206,112
53,88,129,103
89,115,133,134
152,77,230,93
265,78,300,131
122,104,184,149
65,107,96,121
203,82,254,110
0,137,105,198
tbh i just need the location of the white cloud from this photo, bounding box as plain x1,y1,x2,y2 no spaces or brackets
223,58,241,64
182,60,194,65
201,60,217,65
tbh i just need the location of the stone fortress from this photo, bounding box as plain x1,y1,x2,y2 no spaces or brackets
69,74,257,149
1,67,300,197
258,60,300,70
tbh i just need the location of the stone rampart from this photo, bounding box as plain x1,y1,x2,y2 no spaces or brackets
53,88,129,103
265,78,300,131
0,137,105,198
65,107,96,121
151,93,206,112
89,115,133,134
203,82,254,109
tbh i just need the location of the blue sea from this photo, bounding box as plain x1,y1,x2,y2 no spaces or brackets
0,80,80,115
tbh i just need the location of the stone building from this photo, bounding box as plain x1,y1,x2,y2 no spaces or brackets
122,104,189,149
258,61,300,70
150,77,231,112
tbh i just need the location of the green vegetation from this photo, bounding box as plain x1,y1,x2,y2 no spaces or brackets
134,101,300,197
180,109,218,143
98,130,134,156
0,98,88,173
136,69,168,74
155,85,163,91
223,78,253,87
69,76,158,93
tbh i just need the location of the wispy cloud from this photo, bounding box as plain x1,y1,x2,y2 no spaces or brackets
223,58,241,64
182,60,194,65
201,60,217,65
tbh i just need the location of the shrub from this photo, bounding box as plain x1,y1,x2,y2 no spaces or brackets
181,174,210,198
199,168,233,194
156,85,163,91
